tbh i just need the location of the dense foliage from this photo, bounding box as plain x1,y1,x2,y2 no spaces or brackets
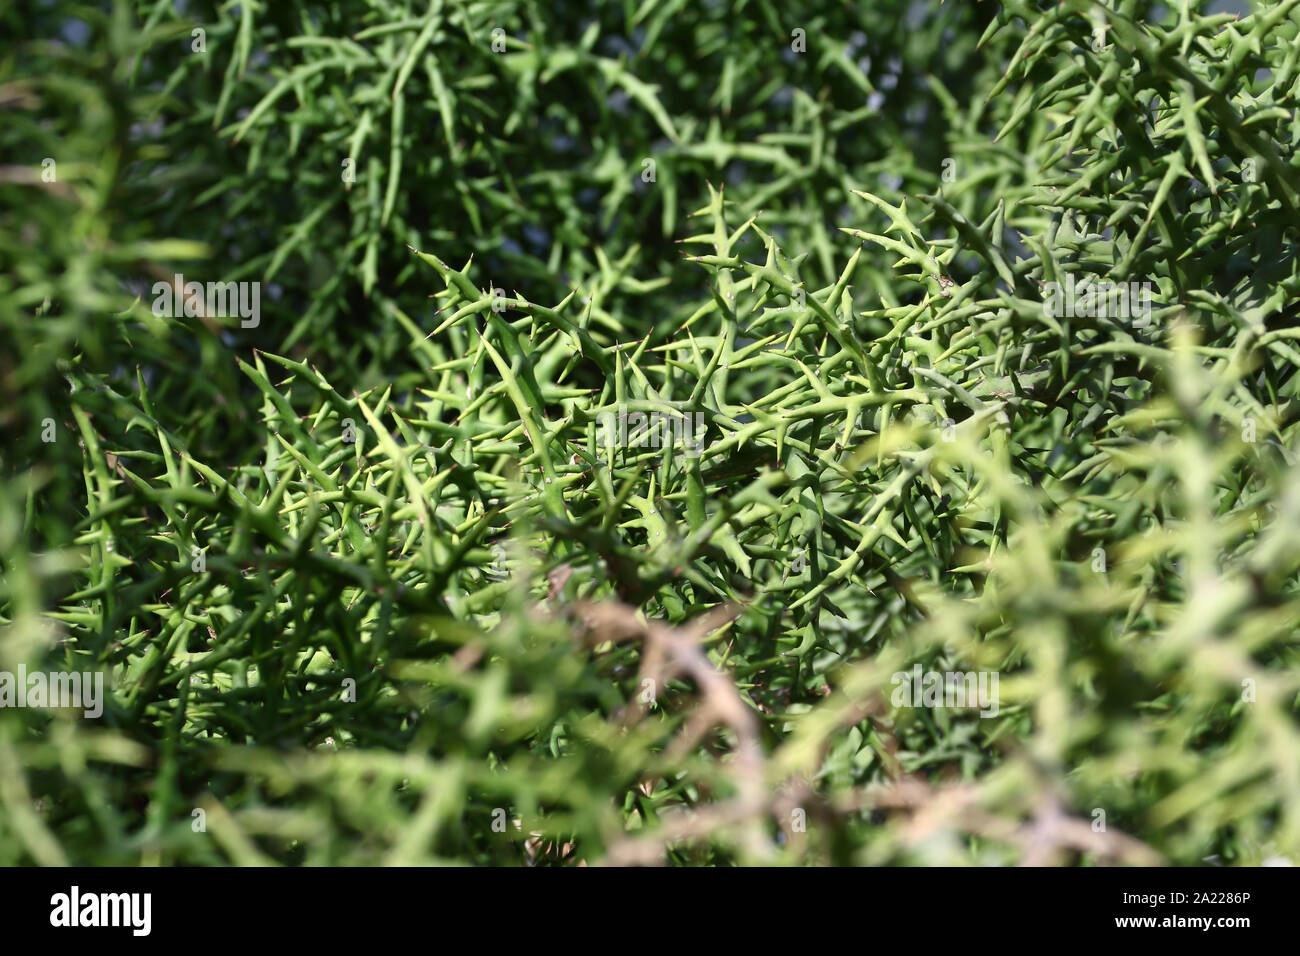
3,0,1299,865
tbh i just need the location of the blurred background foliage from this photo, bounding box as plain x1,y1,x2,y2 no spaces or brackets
2,0,1299,865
